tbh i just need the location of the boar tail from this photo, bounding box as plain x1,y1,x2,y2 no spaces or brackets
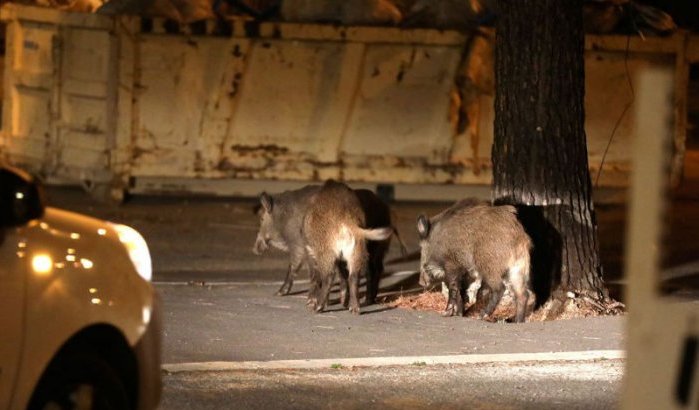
391,226,409,255
360,227,393,242
388,209,407,255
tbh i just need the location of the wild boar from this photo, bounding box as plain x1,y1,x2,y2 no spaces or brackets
354,188,407,305
253,185,405,301
417,201,532,323
252,184,320,295
302,180,393,314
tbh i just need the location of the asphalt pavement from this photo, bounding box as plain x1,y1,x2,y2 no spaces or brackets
44,186,628,364
157,282,624,364
37,150,699,409
42,185,665,409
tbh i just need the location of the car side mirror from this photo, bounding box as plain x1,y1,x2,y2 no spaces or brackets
0,165,45,227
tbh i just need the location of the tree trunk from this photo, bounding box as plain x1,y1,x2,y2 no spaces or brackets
492,0,608,304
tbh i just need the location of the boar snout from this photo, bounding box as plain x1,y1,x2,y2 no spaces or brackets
418,269,429,287
253,235,269,255
418,275,428,287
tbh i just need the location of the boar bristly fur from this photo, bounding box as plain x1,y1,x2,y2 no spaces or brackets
253,184,404,301
303,180,392,314
418,202,533,323
253,185,321,295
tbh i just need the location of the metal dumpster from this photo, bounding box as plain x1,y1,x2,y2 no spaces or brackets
0,4,693,201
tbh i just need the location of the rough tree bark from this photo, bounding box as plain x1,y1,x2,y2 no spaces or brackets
492,0,616,315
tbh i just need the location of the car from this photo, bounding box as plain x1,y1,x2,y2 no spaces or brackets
0,164,161,410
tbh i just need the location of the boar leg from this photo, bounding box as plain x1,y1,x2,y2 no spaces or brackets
315,268,338,313
305,265,322,312
277,248,305,296
347,246,368,315
440,282,449,300
315,270,335,313
480,283,505,320
512,287,529,323
306,251,339,313
457,274,467,316
277,264,293,296
465,269,482,305
442,269,464,317
348,268,361,314
338,266,349,308
364,249,378,305
365,241,387,305
509,274,530,323
466,277,482,305
278,262,302,296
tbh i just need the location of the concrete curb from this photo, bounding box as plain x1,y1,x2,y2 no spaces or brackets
153,270,418,287
162,349,625,373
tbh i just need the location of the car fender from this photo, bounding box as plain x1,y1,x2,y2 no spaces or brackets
10,207,156,410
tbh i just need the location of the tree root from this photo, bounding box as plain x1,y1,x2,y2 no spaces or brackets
528,291,626,322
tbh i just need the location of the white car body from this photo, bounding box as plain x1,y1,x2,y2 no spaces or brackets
0,200,161,408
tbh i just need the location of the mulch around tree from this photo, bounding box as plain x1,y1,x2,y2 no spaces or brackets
383,289,624,322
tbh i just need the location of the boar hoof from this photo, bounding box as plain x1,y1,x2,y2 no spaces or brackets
441,305,456,317
306,299,318,311
349,305,360,315
478,313,494,322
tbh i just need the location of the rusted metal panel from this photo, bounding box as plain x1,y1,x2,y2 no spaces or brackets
256,21,467,45
221,38,353,179
55,26,113,182
111,15,139,193
341,44,458,160
584,33,687,188
688,34,699,63
339,42,477,184
0,3,113,29
448,30,495,179
126,31,468,183
1,19,57,171
0,5,115,186
132,34,253,177
585,32,685,54
0,4,692,199
585,50,676,187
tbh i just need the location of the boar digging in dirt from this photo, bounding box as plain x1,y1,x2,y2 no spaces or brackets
417,201,533,323
302,180,393,314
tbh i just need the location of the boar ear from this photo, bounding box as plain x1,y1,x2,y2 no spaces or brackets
260,192,273,213
416,214,430,238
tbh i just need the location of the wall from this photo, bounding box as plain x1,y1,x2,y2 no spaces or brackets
0,4,692,200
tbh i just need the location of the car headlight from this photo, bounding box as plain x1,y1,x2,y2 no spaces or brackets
111,223,152,282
